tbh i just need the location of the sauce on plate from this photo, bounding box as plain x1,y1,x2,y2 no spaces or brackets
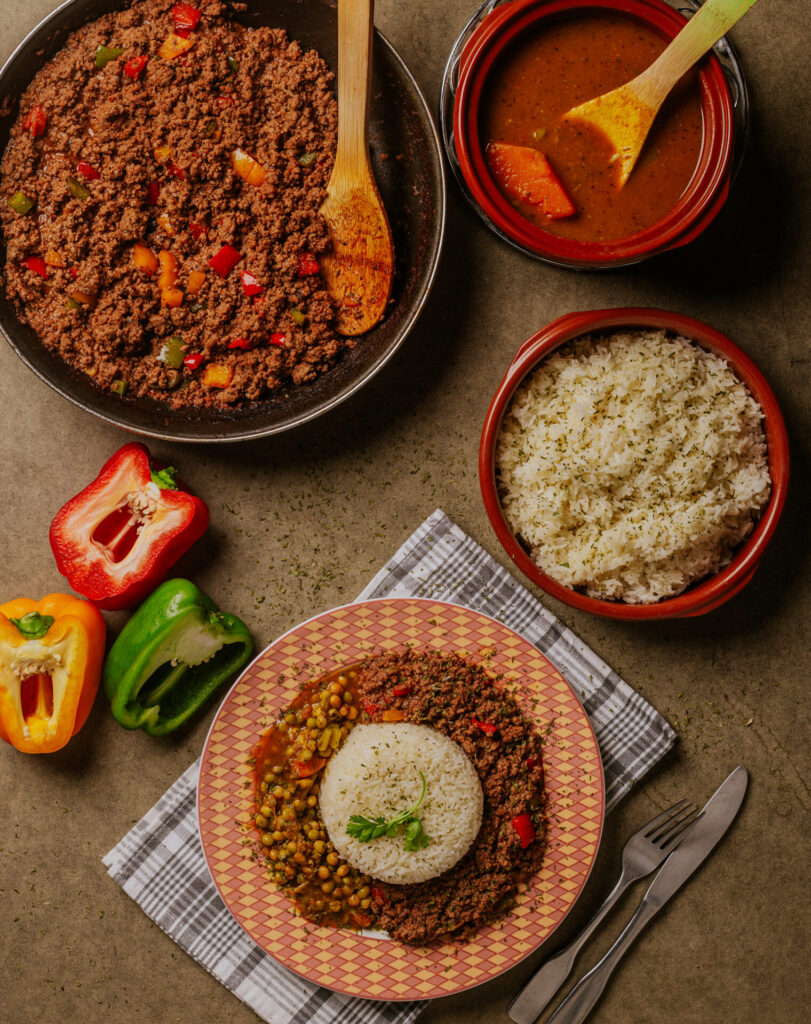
481,12,704,241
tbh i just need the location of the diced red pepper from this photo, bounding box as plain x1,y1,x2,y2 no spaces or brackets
392,683,413,697
215,95,237,108
172,3,201,32
183,352,205,371
240,269,263,297
188,221,207,239
228,337,254,350
124,55,148,80
168,162,186,181
48,442,209,610
268,332,286,348
77,161,100,181
370,886,387,904
360,699,379,716
526,754,540,770
291,756,326,779
20,256,49,279
511,812,536,849
253,295,265,316
471,716,498,736
147,180,160,205
296,252,320,277
22,105,47,138
208,244,241,277
69,267,79,280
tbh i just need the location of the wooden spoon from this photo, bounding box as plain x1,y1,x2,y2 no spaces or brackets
320,0,394,336
563,0,759,187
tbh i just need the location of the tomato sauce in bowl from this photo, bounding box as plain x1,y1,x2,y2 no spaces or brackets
450,0,736,268
481,11,704,241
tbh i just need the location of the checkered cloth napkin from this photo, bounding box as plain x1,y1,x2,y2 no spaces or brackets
103,509,676,1024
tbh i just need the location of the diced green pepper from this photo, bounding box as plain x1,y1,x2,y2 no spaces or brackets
227,55,240,73
66,298,82,310
110,379,128,396
8,191,34,215
102,579,254,736
164,370,184,390
298,152,318,168
96,45,125,70
159,335,185,369
66,176,91,200
290,307,307,327
202,119,220,138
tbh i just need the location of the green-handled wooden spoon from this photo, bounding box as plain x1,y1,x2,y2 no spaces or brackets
563,0,759,187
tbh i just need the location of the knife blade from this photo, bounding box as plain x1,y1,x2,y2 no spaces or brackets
544,765,748,1024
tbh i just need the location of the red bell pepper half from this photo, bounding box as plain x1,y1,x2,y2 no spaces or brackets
49,443,209,610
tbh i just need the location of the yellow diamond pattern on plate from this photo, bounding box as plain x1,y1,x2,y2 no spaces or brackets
198,598,604,1001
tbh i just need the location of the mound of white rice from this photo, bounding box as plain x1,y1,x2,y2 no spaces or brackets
496,331,771,604
319,723,483,885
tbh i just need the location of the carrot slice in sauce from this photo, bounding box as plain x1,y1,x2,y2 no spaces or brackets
486,142,575,220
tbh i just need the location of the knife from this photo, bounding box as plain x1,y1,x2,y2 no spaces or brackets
542,765,748,1024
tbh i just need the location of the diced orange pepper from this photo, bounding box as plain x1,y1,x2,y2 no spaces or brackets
161,288,184,308
70,290,97,308
157,251,179,291
202,363,234,388
381,708,404,722
132,243,159,274
232,148,266,187
44,249,64,268
159,33,195,61
0,594,106,754
157,213,175,237
186,269,206,295
153,144,172,164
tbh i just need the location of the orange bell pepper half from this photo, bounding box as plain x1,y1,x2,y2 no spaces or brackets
0,594,105,754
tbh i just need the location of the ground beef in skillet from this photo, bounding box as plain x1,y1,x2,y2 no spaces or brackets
0,0,343,408
355,649,547,945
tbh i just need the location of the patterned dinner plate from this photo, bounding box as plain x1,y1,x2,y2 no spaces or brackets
198,598,605,1001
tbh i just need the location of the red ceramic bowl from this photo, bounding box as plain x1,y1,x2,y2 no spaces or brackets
479,309,790,619
453,0,736,268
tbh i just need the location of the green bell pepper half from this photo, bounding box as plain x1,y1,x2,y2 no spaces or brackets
103,578,253,736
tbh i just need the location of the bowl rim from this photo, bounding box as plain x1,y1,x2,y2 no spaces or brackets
452,0,735,268
0,0,446,444
479,308,791,620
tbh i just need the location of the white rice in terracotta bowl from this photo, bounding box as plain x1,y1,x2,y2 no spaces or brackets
496,330,771,604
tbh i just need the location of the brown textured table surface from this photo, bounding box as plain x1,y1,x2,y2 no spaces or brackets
1,2,809,1023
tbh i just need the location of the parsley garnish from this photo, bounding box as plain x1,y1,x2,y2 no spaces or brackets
346,771,433,852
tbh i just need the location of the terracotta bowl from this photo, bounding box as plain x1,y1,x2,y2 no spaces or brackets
479,309,790,620
447,0,743,269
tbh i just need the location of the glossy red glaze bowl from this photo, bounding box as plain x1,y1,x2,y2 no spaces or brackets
453,0,736,268
479,309,790,619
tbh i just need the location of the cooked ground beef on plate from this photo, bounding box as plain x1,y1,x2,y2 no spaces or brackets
0,0,344,407
356,649,547,945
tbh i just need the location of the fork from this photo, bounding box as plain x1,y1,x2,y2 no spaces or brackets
507,799,701,1024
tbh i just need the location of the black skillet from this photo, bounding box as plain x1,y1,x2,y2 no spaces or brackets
0,0,445,442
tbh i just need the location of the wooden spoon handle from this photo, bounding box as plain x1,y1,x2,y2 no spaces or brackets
335,0,375,172
636,0,759,108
